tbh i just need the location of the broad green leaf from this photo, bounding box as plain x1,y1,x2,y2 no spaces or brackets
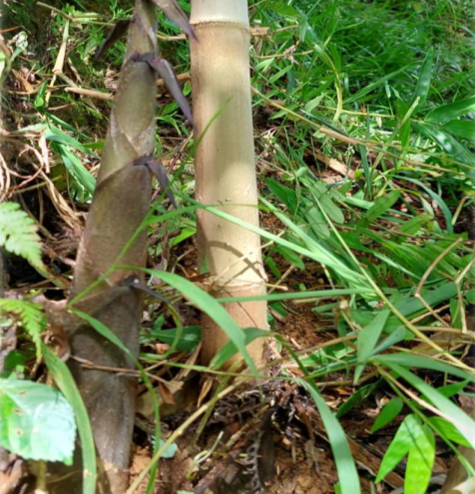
42,344,96,494
405,425,435,494
157,439,177,459
0,378,76,464
376,414,423,482
365,191,401,222
357,310,390,363
301,380,361,494
371,398,404,433
426,96,475,125
443,119,475,142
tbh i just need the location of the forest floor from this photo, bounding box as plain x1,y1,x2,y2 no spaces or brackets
1,1,475,493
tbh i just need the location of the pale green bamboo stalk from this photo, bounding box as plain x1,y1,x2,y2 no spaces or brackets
190,0,268,366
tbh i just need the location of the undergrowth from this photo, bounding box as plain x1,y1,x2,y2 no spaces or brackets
1,0,475,493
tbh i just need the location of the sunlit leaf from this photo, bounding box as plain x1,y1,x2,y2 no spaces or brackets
376,414,423,482
405,425,435,494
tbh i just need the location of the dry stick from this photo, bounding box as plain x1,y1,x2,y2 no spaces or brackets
64,72,191,101
414,238,463,328
455,257,475,334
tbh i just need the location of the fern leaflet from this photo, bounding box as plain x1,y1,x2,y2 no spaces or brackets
0,202,44,268
0,299,46,358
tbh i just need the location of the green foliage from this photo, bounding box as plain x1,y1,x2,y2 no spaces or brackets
0,202,44,269
4,0,475,490
0,378,76,464
0,299,46,359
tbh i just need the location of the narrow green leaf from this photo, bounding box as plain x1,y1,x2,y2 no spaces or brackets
414,122,475,169
365,191,401,222
57,146,96,195
357,310,390,363
398,214,433,234
371,398,404,433
210,328,268,370
374,353,475,385
428,417,471,447
301,380,361,494
42,344,96,494
136,269,259,377
412,49,433,110
150,326,201,352
265,178,298,214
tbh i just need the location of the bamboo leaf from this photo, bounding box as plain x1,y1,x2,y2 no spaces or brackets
382,363,475,450
428,417,471,447
357,309,389,363
426,96,475,125
371,398,404,433
374,353,475,384
412,48,433,110
443,119,475,142
365,190,400,222
413,122,475,170
405,425,435,494
135,268,259,377
376,414,423,482
301,380,361,494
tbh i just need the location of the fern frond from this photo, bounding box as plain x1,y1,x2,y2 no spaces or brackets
0,202,44,269
0,299,46,358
